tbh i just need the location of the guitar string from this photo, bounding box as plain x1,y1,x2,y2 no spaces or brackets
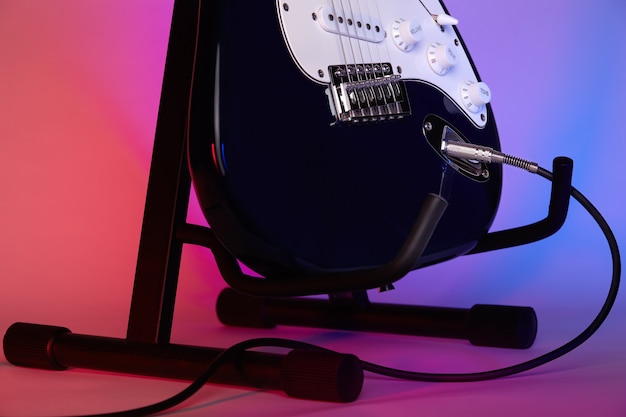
339,0,362,86
355,0,376,81
356,0,383,114
329,0,352,83
346,0,372,116
358,0,398,113
332,0,355,80
349,0,370,81
333,0,366,117
342,0,383,114
368,0,394,109
329,0,400,116
344,0,369,119
344,0,362,74
373,0,393,67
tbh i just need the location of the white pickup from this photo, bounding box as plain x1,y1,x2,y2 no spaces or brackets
316,5,385,43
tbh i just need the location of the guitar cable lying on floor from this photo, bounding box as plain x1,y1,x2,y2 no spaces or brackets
22,145,622,417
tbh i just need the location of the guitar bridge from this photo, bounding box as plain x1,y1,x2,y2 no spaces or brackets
327,63,411,123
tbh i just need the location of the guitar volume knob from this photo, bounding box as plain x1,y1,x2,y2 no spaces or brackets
427,42,457,75
391,19,423,52
461,81,491,113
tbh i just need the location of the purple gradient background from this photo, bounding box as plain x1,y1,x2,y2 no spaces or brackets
1,1,625,416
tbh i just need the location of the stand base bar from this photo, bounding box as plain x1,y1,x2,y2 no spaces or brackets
3,322,363,403
217,289,537,349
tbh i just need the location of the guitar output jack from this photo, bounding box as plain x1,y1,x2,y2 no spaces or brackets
422,115,491,182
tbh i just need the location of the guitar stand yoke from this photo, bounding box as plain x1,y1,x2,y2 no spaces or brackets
2,0,573,404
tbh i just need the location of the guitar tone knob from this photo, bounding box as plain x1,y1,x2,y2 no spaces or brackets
427,42,457,75
391,19,423,52
461,81,491,113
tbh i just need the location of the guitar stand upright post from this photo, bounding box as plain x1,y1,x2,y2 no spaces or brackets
3,0,573,404
2,0,362,402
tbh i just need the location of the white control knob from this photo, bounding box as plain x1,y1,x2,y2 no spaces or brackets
427,42,458,75
461,81,491,113
391,19,423,52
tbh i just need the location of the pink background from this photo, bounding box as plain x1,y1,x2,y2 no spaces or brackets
1,1,625,416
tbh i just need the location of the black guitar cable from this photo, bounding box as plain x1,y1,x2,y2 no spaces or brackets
362,141,622,382
23,146,622,417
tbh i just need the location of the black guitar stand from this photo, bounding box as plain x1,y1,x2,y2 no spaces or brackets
3,0,574,404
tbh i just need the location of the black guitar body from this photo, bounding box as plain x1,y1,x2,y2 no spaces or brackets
188,0,502,283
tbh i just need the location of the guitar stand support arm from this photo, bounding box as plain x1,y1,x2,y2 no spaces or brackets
175,192,448,298
206,157,574,351
470,156,573,254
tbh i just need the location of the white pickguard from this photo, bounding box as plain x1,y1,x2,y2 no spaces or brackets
277,0,488,127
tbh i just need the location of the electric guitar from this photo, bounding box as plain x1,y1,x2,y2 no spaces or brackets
188,0,502,282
